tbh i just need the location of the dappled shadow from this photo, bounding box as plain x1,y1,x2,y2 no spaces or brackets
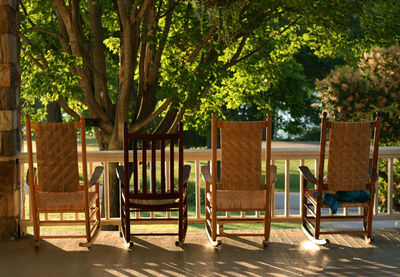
1,230,399,276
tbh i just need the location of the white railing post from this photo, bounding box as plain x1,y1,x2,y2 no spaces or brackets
195,160,201,219
271,160,275,217
166,161,171,219
104,161,110,220
284,159,290,217
299,159,304,217
387,158,393,215
374,163,379,215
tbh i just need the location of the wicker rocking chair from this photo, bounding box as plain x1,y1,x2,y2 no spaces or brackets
26,114,103,248
201,113,277,247
299,112,380,244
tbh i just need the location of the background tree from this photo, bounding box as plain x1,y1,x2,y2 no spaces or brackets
316,45,400,144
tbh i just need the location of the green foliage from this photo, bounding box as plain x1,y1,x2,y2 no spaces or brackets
21,50,84,122
316,45,400,144
20,0,85,123
20,0,377,137
360,0,400,48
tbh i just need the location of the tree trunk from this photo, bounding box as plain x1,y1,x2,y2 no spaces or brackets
46,102,62,123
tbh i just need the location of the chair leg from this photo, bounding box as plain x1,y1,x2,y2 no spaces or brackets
263,218,271,247
263,186,272,247
314,200,323,241
263,208,271,248
363,207,368,232
79,200,101,248
182,194,188,241
211,208,217,242
122,217,131,246
176,198,186,247
33,212,40,249
365,206,373,244
122,194,131,247
34,239,40,249
205,195,221,247
263,224,270,248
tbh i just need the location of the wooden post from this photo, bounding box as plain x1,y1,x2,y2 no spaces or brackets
0,0,21,240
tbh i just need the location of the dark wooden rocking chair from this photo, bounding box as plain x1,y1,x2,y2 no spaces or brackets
117,122,191,247
26,114,103,248
201,113,277,247
299,112,380,244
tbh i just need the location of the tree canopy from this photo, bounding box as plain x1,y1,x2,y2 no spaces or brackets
20,0,369,149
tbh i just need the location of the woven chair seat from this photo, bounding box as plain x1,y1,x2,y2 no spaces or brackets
207,190,267,210
305,190,369,208
36,191,98,212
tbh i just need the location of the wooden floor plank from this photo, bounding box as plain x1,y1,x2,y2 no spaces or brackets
1,229,400,276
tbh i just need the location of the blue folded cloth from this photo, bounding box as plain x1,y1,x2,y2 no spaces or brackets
313,190,370,214
336,190,370,202
322,193,340,214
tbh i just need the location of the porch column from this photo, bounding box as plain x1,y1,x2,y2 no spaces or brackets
0,0,21,240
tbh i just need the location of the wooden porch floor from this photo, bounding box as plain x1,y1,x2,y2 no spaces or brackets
1,229,399,276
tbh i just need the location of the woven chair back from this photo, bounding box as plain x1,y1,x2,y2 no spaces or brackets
326,121,372,191
219,121,266,190
36,122,80,192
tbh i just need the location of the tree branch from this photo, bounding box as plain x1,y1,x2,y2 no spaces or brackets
31,27,58,38
130,0,151,24
188,23,218,63
228,17,301,68
57,97,80,121
117,0,128,28
167,105,185,133
155,0,178,20
18,31,46,70
20,0,35,27
151,0,174,83
224,34,248,68
128,97,174,133
20,47,44,70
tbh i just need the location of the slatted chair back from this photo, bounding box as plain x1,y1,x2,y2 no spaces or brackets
123,123,184,199
31,121,84,193
324,120,379,191
215,115,271,191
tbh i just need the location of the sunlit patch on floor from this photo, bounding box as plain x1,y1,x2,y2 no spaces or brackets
300,240,320,251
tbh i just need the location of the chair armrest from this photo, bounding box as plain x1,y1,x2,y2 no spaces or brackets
269,165,277,185
299,166,318,184
88,166,104,187
201,166,212,183
183,165,191,184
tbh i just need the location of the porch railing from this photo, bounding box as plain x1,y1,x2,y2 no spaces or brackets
17,146,400,233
